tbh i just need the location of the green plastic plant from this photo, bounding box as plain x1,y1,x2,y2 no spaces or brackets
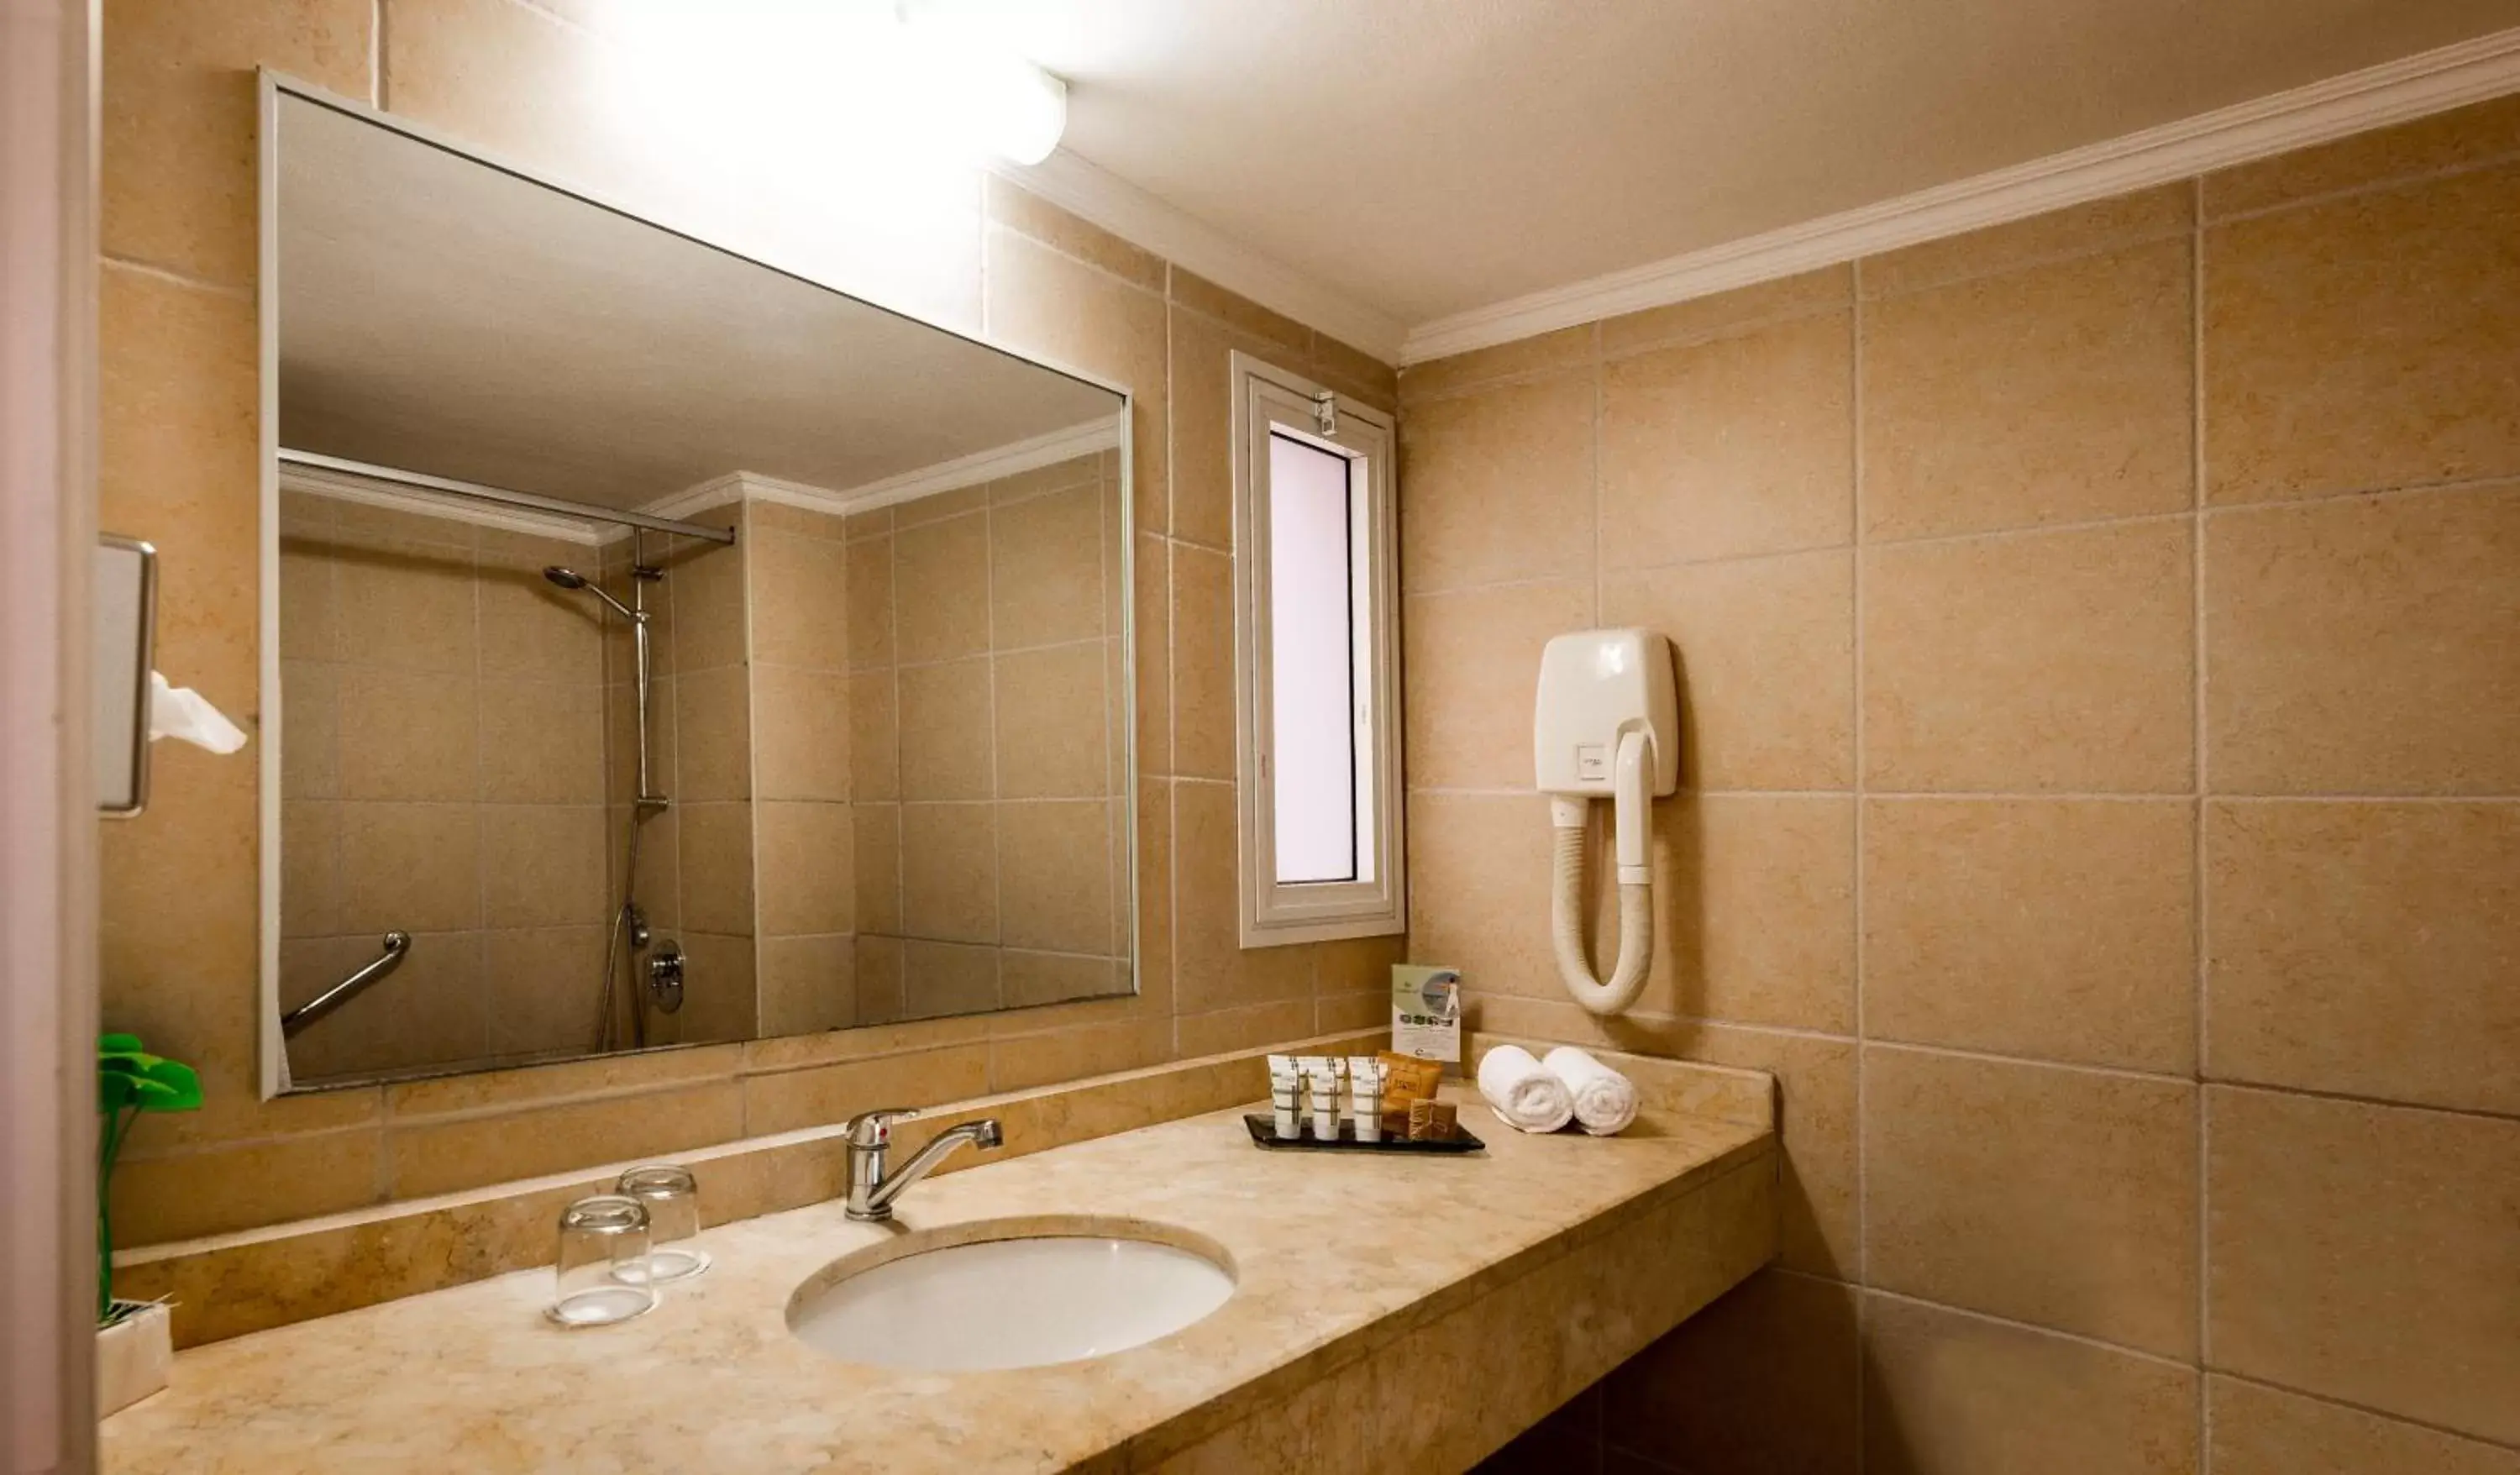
96,1033,201,1325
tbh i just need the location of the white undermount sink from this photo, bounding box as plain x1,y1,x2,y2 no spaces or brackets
785,1218,1236,1372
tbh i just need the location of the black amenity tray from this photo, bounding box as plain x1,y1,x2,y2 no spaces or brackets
1242,1113,1486,1154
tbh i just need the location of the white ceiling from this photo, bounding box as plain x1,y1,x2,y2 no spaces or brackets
958,0,2520,332
277,93,1120,512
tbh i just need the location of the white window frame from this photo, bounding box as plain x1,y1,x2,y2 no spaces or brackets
1230,353,1404,947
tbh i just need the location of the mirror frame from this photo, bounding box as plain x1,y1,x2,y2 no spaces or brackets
255,70,1140,1099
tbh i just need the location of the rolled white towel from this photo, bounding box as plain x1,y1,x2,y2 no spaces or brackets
1476,1044,1574,1134
1544,1046,1638,1136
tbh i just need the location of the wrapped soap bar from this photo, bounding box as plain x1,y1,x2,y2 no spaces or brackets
1378,1051,1443,1135
1407,1098,1459,1142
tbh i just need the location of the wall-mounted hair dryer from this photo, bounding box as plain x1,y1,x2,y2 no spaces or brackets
1534,629,1680,1016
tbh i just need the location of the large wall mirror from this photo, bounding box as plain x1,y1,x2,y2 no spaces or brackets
260,78,1135,1095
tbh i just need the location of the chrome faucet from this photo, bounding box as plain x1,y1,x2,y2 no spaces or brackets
842,1108,1004,1221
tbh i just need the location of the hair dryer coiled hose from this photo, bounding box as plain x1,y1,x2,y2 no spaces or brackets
1551,821,1653,1016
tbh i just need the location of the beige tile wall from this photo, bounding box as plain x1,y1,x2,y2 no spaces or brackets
846,452,1134,1025
276,491,609,1082
1430,94,2520,1475
99,0,1399,1251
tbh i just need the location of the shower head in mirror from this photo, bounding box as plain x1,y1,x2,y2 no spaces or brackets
543,565,638,622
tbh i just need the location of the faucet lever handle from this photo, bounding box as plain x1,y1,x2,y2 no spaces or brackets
844,1107,919,1147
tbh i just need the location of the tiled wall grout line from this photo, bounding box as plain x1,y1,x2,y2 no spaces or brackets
2209,1368,2520,1458
2207,1077,2520,1128
2203,143,2520,228
98,251,255,302
2191,172,2215,1469
2202,468,2520,514
1862,1284,2202,1373
1849,249,1874,1475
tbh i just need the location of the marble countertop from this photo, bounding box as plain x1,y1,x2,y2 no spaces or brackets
102,1087,1773,1474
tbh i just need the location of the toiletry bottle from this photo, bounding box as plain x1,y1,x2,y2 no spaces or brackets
1347,1057,1383,1142
1305,1058,1343,1141
1267,1056,1302,1140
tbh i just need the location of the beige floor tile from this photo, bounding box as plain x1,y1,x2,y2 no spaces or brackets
1861,1292,2198,1475
2205,160,2520,504
1865,797,2197,1072
1864,1046,2198,1357
1863,518,2194,793
2204,483,2520,794
1604,549,1854,790
1863,239,2193,540
1601,310,1855,564
2207,1085,2520,1443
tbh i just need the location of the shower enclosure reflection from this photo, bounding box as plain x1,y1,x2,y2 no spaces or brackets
264,80,1134,1092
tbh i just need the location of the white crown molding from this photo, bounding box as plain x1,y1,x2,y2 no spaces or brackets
1400,25,2520,364
280,464,602,545
997,150,1407,362
634,414,1125,527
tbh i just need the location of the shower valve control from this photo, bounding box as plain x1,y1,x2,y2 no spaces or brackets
648,941,685,1014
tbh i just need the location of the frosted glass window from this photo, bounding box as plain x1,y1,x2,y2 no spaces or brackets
1267,432,1359,884
1228,350,1400,947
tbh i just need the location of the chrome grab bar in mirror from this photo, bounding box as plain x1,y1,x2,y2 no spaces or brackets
281,932,410,1036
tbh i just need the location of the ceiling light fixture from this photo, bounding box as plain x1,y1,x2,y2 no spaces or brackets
609,1,1066,170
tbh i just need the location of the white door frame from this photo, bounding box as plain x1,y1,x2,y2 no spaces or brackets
0,0,99,1467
